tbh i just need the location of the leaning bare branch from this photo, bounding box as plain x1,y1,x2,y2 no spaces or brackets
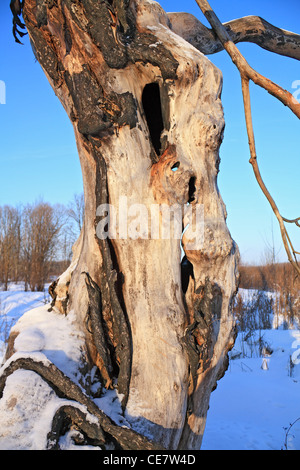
241,78,300,275
195,0,300,276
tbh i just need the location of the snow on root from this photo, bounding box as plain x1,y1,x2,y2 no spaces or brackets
0,304,88,449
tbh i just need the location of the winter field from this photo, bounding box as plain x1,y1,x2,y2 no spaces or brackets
0,283,299,450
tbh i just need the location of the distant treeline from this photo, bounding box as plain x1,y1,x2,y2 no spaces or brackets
239,262,299,291
0,194,84,291
238,262,300,326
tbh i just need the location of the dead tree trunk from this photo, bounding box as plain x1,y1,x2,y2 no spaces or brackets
2,0,240,450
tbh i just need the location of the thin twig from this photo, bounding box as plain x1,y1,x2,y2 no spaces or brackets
283,217,300,228
283,417,300,450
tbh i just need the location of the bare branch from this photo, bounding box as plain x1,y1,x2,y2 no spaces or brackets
283,217,300,228
168,12,300,60
241,78,300,275
195,0,300,119
195,0,300,275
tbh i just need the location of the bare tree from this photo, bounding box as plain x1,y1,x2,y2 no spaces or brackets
67,193,85,236
0,206,21,290
21,201,64,291
52,194,85,272
1,0,299,450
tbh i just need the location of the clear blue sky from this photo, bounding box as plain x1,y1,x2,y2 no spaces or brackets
0,0,299,264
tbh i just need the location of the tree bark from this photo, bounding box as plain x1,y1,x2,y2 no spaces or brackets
3,0,239,450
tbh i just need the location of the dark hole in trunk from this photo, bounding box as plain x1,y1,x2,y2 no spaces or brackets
188,176,196,203
142,83,164,156
171,161,180,172
181,255,194,294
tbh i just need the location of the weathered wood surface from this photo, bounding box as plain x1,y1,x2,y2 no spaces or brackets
2,0,239,449
168,12,300,60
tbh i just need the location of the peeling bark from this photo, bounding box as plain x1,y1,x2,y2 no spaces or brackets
84,272,114,390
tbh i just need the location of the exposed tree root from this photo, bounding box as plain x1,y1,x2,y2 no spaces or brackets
46,404,106,449
0,355,163,450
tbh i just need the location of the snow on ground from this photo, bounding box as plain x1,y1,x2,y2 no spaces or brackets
0,283,128,450
202,328,300,450
0,283,300,450
202,288,300,450
0,283,93,449
0,283,50,362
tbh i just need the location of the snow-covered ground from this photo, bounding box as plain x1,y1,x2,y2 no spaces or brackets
0,284,299,450
0,283,51,362
202,328,300,450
